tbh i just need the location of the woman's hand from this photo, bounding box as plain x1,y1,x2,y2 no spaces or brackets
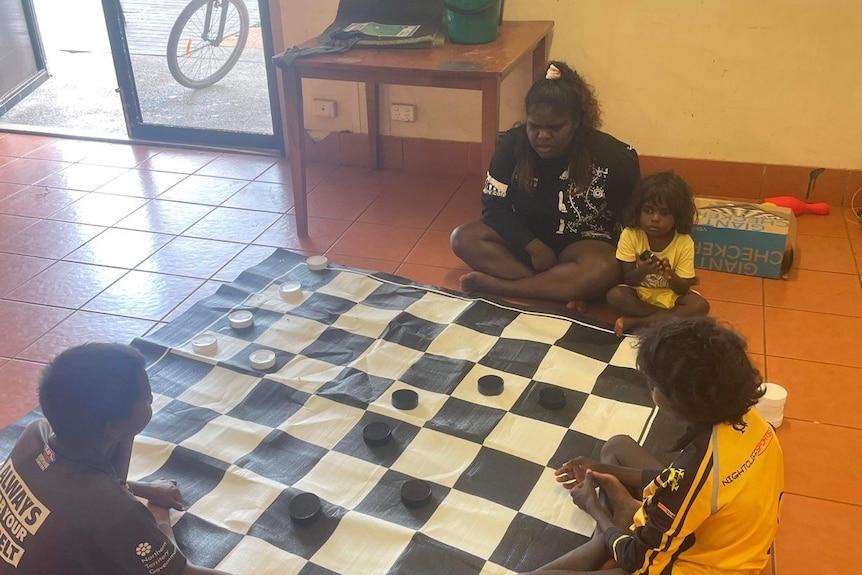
132,479,184,510
525,239,557,272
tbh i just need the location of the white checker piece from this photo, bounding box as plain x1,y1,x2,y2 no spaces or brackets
293,451,386,509
519,467,597,535
176,366,261,414
245,283,309,314
349,339,424,380
317,271,383,302
217,536,308,575
180,415,273,464
269,355,345,394
277,395,365,449
450,364,532,411
484,412,568,466
499,312,571,344
390,427,481,488
332,303,402,339
425,323,498,361
405,291,471,323
176,332,252,364
187,465,284,534
311,511,415,575
532,345,608,393
421,490,517,560
570,394,654,441
254,314,329,354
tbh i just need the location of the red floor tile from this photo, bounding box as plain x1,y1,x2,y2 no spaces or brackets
763,268,862,316
394,262,464,292
404,229,471,270
328,221,423,262
794,234,857,274
212,245,278,282
0,182,26,201
49,192,147,226
0,219,104,259
325,254,400,274
79,142,164,168
18,311,155,363
5,261,126,309
765,357,862,430
115,200,214,235
35,163,128,192
222,181,295,213
137,148,219,173
136,236,244,279
0,300,71,357
194,152,278,180
765,307,862,368
774,494,862,575
253,214,350,253
64,228,173,269
777,419,862,505
94,169,187,198
0,134,55,156
0,213,39,242
183,206,281,243
164,280,225,322
0,253,54,297
0,360,45,428
0,186,87,218
82,270,203,321
157,174,249,205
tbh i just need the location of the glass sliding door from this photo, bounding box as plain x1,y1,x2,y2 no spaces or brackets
102,0,282,150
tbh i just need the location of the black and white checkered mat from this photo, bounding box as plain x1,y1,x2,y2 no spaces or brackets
2,249,684,574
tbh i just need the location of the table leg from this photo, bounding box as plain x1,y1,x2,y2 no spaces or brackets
365,81,379,169
283,69,308,237
481,76,501,173
532,34,549,82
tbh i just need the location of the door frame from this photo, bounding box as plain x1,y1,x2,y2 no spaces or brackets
0,0,50,116
100,0,284,152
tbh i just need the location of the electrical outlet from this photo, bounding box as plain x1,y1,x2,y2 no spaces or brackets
390,103,416,122
312,99,337,118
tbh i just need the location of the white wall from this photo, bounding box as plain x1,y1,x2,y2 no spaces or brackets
280,0,862,169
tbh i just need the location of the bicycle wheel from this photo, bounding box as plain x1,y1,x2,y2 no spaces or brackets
167,0,250,89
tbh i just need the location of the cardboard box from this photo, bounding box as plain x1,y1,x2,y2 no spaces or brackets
691,198,796,279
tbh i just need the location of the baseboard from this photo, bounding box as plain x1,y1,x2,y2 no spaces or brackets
304,132,861,207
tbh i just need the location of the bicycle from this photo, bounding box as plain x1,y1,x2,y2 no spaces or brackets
167,0,250,89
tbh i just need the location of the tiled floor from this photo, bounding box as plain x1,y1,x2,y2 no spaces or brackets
1,131,860,574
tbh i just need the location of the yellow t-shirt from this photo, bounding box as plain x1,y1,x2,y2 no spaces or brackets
616,228,696,309
605,409,784,574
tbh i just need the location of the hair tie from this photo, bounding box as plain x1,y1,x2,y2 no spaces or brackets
545,64,562,80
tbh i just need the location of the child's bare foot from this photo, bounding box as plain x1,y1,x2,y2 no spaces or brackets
460,271,496,293
565,300,588,314
613,317,627,337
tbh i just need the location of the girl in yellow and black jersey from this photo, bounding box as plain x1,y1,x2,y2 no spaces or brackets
524,316,784,575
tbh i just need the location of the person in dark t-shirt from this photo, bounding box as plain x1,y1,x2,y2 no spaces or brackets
0,344,231,575
451,61,640,306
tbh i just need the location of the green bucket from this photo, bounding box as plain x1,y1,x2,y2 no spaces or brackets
445,0,502,44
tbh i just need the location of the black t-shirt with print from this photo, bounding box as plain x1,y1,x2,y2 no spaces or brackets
0,420,186,575
481,125,640,254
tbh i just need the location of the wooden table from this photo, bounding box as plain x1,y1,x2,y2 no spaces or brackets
279,20,554,237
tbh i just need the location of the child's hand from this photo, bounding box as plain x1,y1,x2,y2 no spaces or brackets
658,258,673,280
555,456,600,488
635,256,660,276
134,479,184,510
569,470,601,512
